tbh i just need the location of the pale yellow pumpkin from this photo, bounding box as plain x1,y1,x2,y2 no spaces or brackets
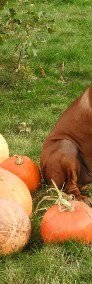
0,134,9,162
0,167,32,217
0,199,31,255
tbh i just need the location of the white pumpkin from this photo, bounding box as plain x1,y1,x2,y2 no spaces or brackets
0,199,31,255
0,134,9,162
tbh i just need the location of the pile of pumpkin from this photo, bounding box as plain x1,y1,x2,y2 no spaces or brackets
0,134,92,256
0,133,41,256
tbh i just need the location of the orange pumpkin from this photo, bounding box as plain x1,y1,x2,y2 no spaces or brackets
0,199,31,255
0,134,9,162
0,167,32,216
41,201,92,244
1,155,41,192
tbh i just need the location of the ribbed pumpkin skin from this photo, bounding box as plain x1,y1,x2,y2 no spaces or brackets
0,167,32,217
0,199,31,255
0,134,9,163
1,155,41,192
41,202,92,244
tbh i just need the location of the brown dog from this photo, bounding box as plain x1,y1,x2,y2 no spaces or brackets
40,85,92,204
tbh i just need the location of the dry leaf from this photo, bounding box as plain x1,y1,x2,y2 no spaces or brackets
47,26,57,33
39,65,46,77
58,75,65,83
32,48,38,57
18,122,31,134
58,61,66,83
15,62,21,73
61,61,64,73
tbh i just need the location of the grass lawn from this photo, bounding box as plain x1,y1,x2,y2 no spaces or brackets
0,0,92,283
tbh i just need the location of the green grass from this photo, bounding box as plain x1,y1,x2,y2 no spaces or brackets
0,0,92,283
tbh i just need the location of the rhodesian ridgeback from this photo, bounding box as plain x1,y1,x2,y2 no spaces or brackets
40,85,92,205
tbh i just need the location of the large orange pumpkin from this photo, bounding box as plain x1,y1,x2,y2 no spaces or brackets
0,199,31,255
1,155,41,192
0,167,32,217
0,134,9,162
41,201,92,244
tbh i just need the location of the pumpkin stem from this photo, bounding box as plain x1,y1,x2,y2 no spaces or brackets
14,155,24,165
51,180,74,211
51,179,74,212
35,180,75,214
35,196,57,214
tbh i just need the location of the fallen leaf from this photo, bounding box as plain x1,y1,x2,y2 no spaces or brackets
18,122,31,134
47,26,57,33
39,65,46,77
32,48,38,57
58,75,65,83
58,61,66,82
